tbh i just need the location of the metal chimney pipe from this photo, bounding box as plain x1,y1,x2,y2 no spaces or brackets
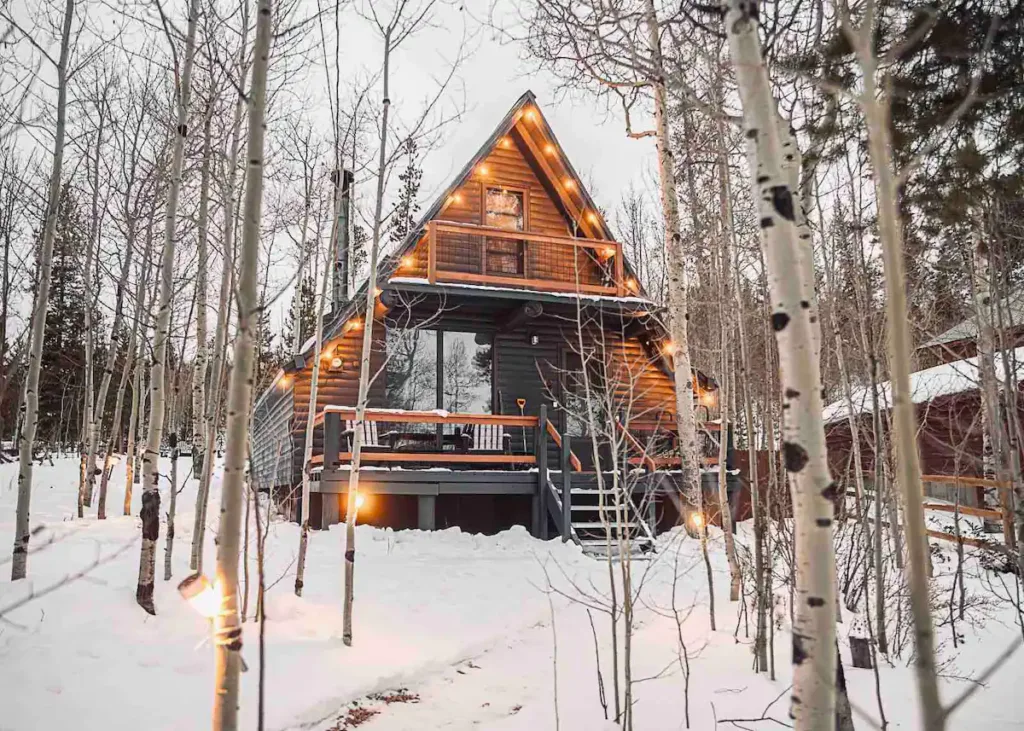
332,169,354,310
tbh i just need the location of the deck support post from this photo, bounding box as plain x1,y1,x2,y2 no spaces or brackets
418,495,436,531
324,411,342,474
561,436,572,542
537,405,549,540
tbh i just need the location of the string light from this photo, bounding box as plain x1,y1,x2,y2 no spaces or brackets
476,164,489,177
544,143,556,156
662,340,678,356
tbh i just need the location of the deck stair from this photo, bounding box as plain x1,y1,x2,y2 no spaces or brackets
547,471,657,558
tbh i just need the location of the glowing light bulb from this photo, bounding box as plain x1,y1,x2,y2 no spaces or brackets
544,143,556,156
663,340,678,356
690,512,705,530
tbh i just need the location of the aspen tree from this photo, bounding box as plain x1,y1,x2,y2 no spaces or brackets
11,0,76,580
641,0,701,504
295,173,343,596
191,3,249,573
192,96,215,482
724,2,837,728
79,81,109,515
211,0,273,722
135,0,200,615
840,5,944,724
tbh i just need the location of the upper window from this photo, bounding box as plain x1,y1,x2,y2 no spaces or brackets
485,188,524,231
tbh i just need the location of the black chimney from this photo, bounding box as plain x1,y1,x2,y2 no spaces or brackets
332,169,354,310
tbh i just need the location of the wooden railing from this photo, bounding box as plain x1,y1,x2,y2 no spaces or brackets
919,473,1015,550
421,220,625,296
313,407,539,468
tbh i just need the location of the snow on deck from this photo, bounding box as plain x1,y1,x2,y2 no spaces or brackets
823,346,1024,423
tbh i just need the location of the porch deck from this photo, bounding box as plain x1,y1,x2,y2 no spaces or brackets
305,405,732,548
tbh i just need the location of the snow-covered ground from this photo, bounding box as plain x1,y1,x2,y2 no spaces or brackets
1,457,1022,730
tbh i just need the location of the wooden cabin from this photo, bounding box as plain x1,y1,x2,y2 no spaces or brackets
251,91,731,553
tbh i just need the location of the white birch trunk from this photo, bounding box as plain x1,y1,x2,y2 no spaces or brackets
856,33,944,727
724,3,836,727
294,173,342,596
191,8,249,573
714,84,741,601
343,29,393,647
11,0,75,580
95,229,134,519
80,103,106,514
642,0,701,502
192,100,213,484
135,0,199,615
211,0,272,723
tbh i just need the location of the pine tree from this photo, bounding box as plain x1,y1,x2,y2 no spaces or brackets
284,274,316,352
388,138,422,246
37,184,88,445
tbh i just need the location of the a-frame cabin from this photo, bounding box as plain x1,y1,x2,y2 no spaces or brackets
251,91,731,551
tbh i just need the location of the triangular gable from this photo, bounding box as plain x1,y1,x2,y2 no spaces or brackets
297,91,649,361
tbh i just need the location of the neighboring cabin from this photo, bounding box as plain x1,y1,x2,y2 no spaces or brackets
251,91,725,547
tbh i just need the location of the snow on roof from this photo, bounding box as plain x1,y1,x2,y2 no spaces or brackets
823,346,1024,424
919,289,1024,349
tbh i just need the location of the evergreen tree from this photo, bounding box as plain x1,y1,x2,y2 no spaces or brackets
284,273,316,352
254,293,276,390
389,138,422,246
36,184,89,445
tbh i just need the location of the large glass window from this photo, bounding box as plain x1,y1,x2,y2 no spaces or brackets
385,328,437,411
485,188,525,276
443,331,492,413
385,328,492,414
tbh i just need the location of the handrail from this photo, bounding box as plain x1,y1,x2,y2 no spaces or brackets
319,406,537,428
545,419,583,472
426,219,623,296
614,420,657,473
315,452,536,466
434,220,619,252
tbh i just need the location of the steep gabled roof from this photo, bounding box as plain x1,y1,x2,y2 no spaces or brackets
295,90,648,362
919,289,1024,350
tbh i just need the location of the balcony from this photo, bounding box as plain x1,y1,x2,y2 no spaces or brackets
396,220,629,296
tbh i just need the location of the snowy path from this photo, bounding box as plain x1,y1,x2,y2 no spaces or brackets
2,457,1024,730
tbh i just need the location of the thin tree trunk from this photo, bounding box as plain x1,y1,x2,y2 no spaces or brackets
725,3,837,727
294,177,342,596
713,79,741,601
211,0,272,724
857,43,944,728
343,27,394,647
80,98,107,514
191,7,249,573
192,98,214,484
11,0,75,580
113,211,155,515
642,0,701,508
135,0,199,615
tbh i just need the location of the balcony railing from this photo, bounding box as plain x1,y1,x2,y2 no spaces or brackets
410,220,626,296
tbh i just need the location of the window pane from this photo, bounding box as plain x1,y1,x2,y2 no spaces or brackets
442,331,492,413
386,328,437,411
485,188,523,231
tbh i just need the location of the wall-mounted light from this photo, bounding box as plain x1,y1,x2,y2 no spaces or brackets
625,277,639,293
662,340,678,356
330,357,343,370
277,372,291,389
529,333,540,346
178,573,220,618
699,389,717,408
400,254,415,269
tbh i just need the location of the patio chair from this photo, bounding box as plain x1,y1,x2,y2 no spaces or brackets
343,420,390,452
461,423,511,454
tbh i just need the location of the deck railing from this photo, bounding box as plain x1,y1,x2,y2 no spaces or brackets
412,220,626,296
312,407,540,468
